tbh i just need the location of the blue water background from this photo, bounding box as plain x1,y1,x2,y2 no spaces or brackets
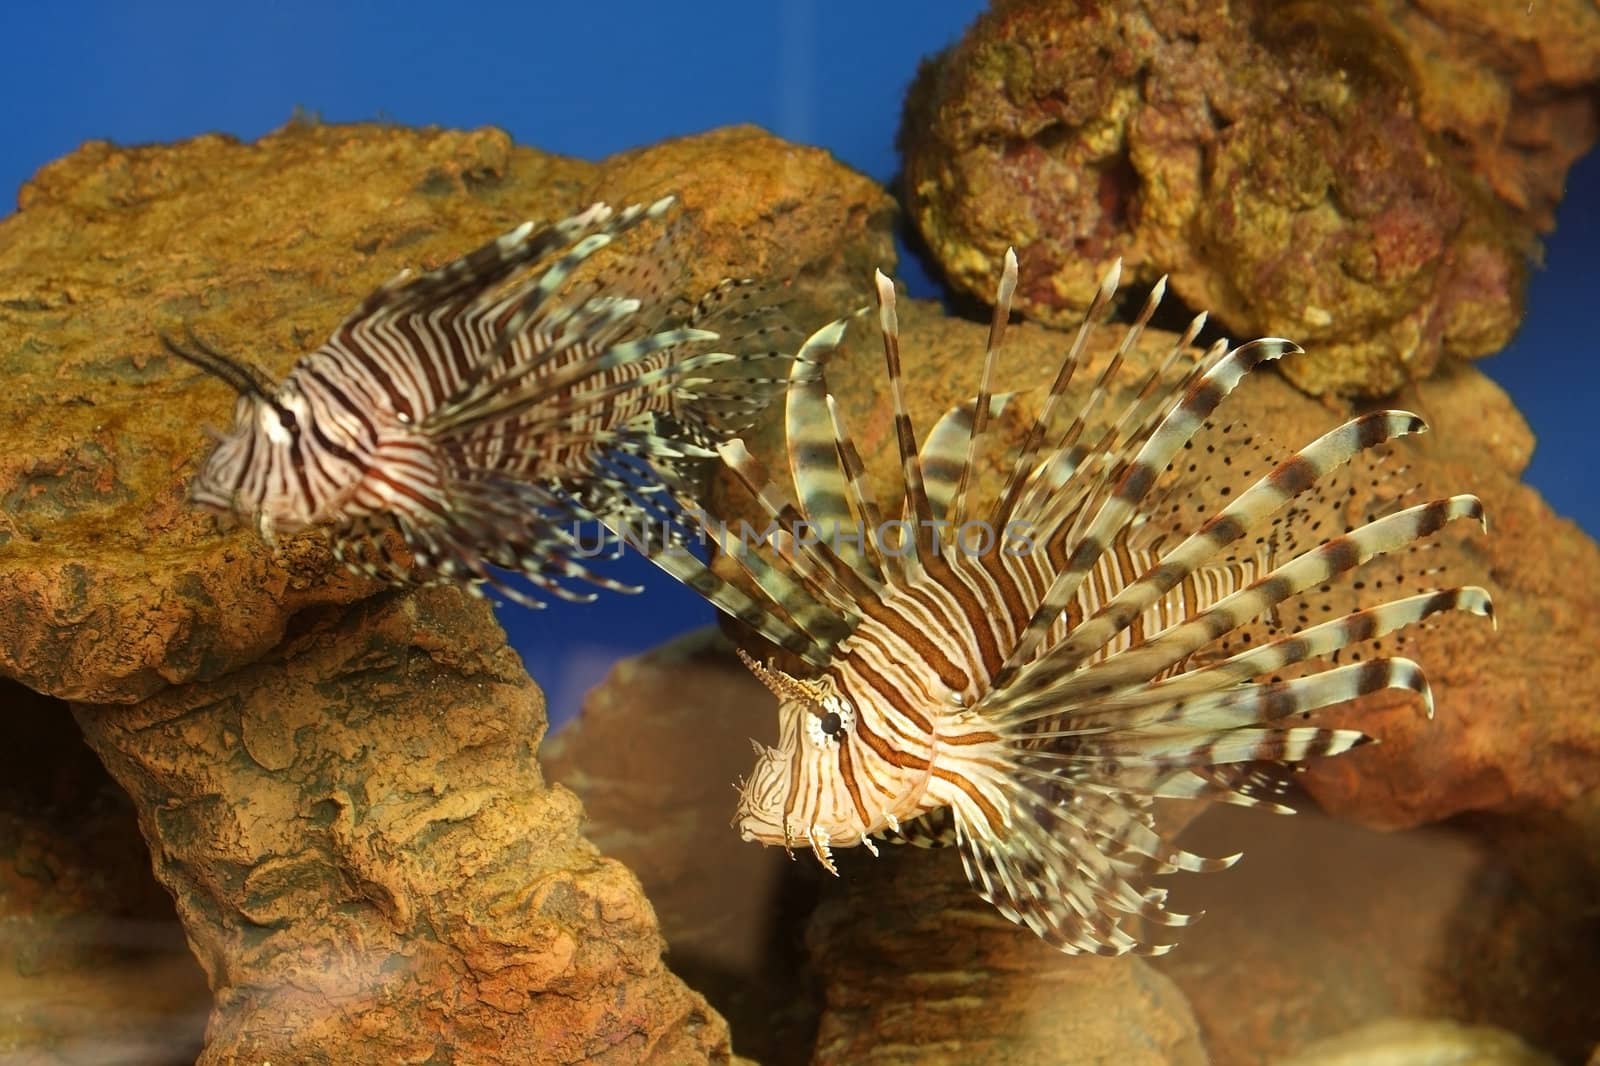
5,2,1592,729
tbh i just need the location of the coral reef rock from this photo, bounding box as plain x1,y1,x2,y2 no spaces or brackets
0,120,893,1063
901,0,1600,396
1270,1017,1560,1066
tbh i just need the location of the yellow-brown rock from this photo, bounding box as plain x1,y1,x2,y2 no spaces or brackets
900,0,1599,396
72,587,734,1065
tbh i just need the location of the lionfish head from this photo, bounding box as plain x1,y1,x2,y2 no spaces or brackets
733,652,901,872
732,646,940,870
163,329,347,538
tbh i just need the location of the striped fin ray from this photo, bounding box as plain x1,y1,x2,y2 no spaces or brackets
330,204,613,339
425,320,724,436
448,349,735,456
950,248,1017,530
1039,275,1167,476
379,472,638,608
1006,411,1430,686
994,336,1300,685
1025,657,1433,742
992,494,1487,723
1011,304,1208,530
1026,722,1376,770
468,199,674,376
676,277,810,438
990,260,1123,527
785,320,864,570
874,271,937,573
597,481,837,665
825,393,891,585
922,394,1014,524
951,784,1210,957
716,438,878,613
613,443,857,639
1008,332,1222,578
999,763,1233,880
1040,587,1493,727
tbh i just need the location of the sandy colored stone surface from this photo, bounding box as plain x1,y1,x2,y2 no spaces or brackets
1270,1017,1560,1066
1153,806,1597,1064
0,683,209,1065
0,120,892,706
900,0,1599,396
543,629,822,1066
71,588,732,1065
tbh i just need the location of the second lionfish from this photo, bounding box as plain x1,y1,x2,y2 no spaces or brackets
163,196,788,605
619,251,1493,956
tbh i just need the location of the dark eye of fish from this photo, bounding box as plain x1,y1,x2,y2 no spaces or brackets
820,710,844,737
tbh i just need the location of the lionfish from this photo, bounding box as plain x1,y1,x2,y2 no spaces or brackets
163,196,788,606
618,251,1493,955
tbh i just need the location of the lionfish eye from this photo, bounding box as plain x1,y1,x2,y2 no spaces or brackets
805,693,855,748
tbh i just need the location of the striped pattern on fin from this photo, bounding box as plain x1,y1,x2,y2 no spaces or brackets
874,271,936,572
951,249,1017,530
990,259,1122,526
993,494,1487,723
786,320,862,571
1023,411,1431,682
922,394,1014,524
995,335,1301,684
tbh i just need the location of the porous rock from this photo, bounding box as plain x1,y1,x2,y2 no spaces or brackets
900,0,1599,396
0,121,893,1062
0,119,893,706
71,588,732,1065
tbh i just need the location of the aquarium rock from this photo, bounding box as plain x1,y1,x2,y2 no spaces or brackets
900,0,1599,396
